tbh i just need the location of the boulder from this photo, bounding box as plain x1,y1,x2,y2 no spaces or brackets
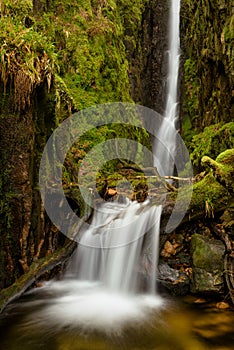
158,262,190,296
191,234,225,294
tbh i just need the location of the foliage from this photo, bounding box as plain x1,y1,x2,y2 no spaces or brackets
182,0,233,129
32,0,134,109
1,0,33,22
189,122,234,171
0,0,152,218
0,0,149,112
0,16,56,110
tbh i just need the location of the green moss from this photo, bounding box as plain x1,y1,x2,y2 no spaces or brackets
2,0,33,22
216,148,234,164
189,122,234,171
167,169,231,223
192,173,229,214
202,149,234,194
182,0,233,128
0,0,150,112
182,58,199,138
191,234,225,271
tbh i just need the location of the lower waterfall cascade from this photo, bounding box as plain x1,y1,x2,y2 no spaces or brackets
67,198,162,295
16,199,165,334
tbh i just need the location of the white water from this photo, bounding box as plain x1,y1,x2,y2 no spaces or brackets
153,0,181,176
23,200,164,333
68,198,162,294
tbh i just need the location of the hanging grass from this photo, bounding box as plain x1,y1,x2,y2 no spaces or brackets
0,17,56,111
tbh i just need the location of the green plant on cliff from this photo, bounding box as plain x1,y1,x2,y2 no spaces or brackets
0,16,56,111
182,0,233,129
32,0,134,109
189,122,234,171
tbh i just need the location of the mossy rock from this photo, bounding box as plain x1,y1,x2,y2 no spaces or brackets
191,234,225,271
165,148,233,225
202,148,234,194
191,268,224,294
190,234,225,294
189,122,234,171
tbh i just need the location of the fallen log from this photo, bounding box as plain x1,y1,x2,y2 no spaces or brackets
0,240,77,313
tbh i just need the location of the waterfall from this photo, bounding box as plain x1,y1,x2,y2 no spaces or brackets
26,1,182,333
153,0,181,176
31,200,164,333
68,198,162,295
65,0,182,297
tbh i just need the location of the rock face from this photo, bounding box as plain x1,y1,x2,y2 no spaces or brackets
127,0,170,114
181,0,233,130
191,234,225,294
0,82,67,289
140,0,170,114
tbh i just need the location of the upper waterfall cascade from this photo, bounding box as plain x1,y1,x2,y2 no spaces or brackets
153,0,181,176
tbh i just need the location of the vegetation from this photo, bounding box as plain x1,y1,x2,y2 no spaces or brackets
188,122,234,171
182,0,233,130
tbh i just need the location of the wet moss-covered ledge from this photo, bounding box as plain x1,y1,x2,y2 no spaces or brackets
164,149,234,222
0,240,76,313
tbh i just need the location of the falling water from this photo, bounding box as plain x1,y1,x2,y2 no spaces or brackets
153,0,181,176
20,199,164,333
68,198,162,295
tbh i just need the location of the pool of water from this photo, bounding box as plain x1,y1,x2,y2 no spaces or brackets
0,281,234,350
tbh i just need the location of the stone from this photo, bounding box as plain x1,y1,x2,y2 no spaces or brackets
191,234,225,294
216,301,230,309
158,262,190,296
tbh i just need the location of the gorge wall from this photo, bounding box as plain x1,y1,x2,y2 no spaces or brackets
181,0,233,132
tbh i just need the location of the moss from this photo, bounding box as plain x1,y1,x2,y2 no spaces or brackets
0,16,56,111
191,234,225,271
166,170,231,224
216,148,234,164
181,58,199,139
182,0,233,129
202,149,234,194
188,122,234,171
0,0,150,113
1,0,33,22
192,173,230,215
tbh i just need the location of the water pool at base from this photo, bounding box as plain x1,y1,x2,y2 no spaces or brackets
0,281,233,350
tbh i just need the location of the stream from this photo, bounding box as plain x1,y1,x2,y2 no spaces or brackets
0,286,233,350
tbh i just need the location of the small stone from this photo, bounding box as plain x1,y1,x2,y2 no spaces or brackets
216,301,230,309
160,241,176,257
107,188,117,196
194,298,206,304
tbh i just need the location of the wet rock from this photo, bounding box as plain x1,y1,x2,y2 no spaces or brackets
158,262,190,296
216,301,230,309
191,234,225,294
